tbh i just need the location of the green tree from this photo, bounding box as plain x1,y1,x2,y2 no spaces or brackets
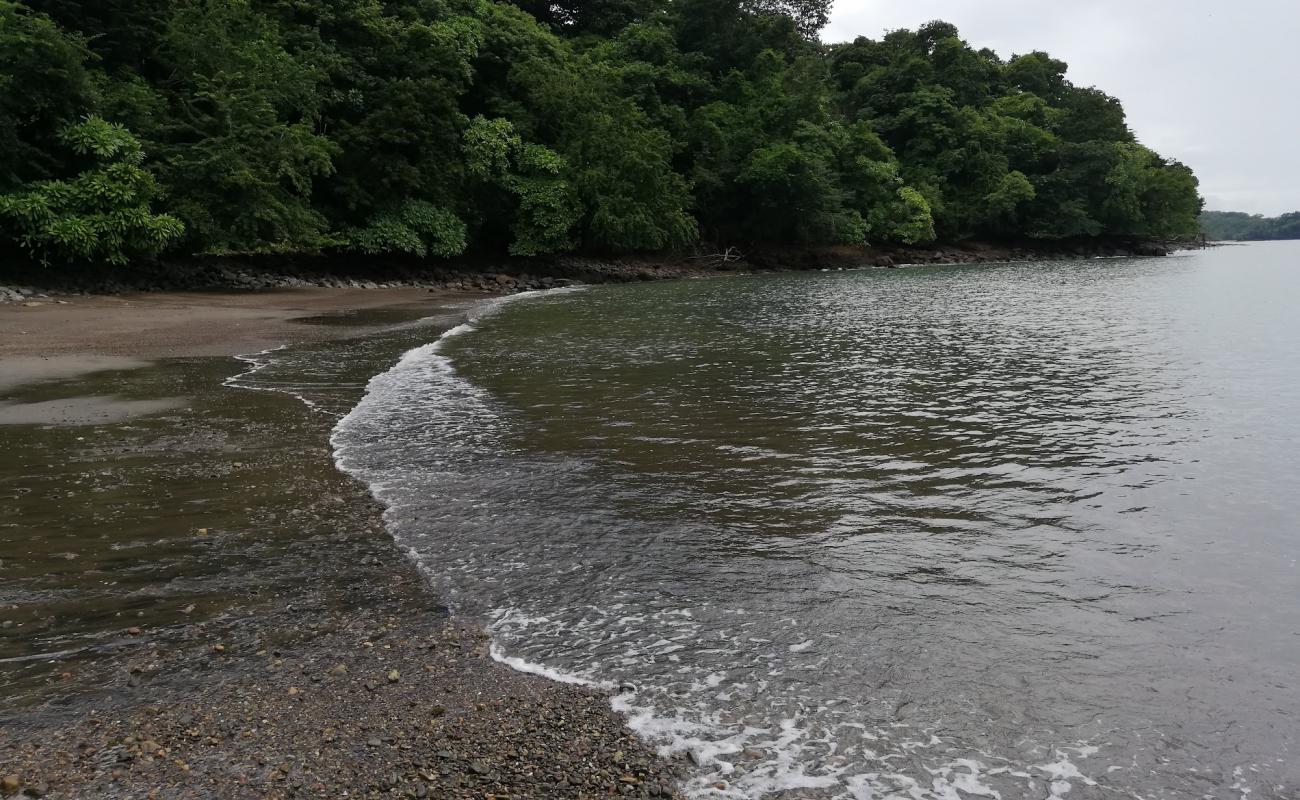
0,117,183,264
1201,210,1300,241
464,116,581,255
266,0,482,237
348,200,467,257
152,0,335,253
0,1,94,191
0,7,1204,266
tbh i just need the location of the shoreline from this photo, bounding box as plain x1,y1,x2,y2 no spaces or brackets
0,289,684,798
0,236,1193,305
0,247,1202,797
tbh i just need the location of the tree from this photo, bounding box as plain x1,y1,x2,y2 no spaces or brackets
510,0,661,36
151,0,335,253
265,0,482,233
464,116,581,256
1201,210,1300,241
348,200,467,257
0,1,94,191
0,117,183,264
0,9,1203,266
741,0,832,36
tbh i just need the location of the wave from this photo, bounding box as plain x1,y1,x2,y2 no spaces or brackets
227,268,1286,799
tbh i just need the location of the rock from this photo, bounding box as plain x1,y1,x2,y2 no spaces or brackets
1,775,20,795
127,627,142,636
387,669,400,683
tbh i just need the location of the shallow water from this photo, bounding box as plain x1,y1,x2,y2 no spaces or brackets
330,245,1300,799
0,307,461,706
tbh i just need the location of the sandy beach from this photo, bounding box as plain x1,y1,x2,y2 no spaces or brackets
0,288,683,798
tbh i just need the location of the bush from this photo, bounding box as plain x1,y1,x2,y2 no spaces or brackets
0,117,183,265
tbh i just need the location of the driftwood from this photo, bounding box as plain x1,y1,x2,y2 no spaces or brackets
689,246,744,267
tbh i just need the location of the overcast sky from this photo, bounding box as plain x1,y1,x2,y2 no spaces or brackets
824,1,1299,215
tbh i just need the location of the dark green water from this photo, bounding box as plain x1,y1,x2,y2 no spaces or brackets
332,243,1300,799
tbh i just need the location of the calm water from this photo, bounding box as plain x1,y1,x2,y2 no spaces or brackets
331,243,1300,799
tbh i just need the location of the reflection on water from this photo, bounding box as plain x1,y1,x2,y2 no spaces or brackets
336,245,1300,799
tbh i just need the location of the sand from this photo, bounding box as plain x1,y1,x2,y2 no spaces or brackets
0,286,686,798
0,287,479,423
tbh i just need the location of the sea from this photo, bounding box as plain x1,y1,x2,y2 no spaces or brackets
258,242,1300,799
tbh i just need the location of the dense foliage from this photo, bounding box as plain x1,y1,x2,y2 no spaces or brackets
1200,210,1300,241
0,0,1203,265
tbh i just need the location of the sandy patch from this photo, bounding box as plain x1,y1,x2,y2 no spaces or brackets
0,287,477,361
0,355,153,393
0,395,186,425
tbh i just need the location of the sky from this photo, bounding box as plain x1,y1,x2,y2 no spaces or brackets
823,1,1299,215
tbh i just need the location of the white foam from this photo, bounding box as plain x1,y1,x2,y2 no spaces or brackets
488,641,610,687
224,344,335,415
330,285,586,479
312,280,1131,800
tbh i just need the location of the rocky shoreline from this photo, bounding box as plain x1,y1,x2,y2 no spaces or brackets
0,300,684,799
2,614,682,799
0,237,1191,304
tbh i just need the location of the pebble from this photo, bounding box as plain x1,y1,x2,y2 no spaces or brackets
0,419,685,800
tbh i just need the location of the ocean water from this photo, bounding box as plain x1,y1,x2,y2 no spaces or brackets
325,244,1300,799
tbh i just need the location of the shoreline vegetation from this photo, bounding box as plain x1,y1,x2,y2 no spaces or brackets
1200,210,1300,242
3,1,1201,275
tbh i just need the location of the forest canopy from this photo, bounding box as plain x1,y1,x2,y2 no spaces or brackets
0,0,1204,266
1200,210,1300,241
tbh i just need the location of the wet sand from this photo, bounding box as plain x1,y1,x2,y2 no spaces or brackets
0,288,467,426
0,287,461,358
1,287,462,388
0,289,683,798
